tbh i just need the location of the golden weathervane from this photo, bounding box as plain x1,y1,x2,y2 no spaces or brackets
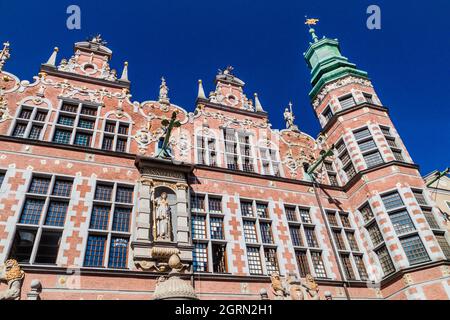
305,18,319,26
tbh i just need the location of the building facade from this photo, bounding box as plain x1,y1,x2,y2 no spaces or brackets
0,28,449,300
424,171,450,232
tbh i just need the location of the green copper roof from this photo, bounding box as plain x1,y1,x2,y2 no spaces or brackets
304,31,369,99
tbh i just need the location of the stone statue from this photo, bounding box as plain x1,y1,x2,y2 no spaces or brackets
284,102,299,131
0,259,25,300
269,272,321,300
155,192,172,241
159,77,170,104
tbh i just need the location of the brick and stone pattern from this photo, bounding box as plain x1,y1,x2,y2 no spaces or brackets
0,35,448,300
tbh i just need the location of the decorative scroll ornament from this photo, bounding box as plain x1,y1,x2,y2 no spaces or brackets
0,92,11,123
0,259,25,300
312,76,373,108
0,42,11,72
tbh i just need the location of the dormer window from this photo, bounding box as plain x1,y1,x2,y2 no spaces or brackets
223,129,256,173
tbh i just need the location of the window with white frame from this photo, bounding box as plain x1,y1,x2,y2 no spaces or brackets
241,199,278,275
0,171,5,188
9,175,73,265
11,105,49,140
324,161,339,187
84,182,134,269
322,106,334,122
339,94,357,110
381,191,430,266
363,92,375,105
285,205,328,279
101,119,131,153
196,133,218,166
190,193,227,273
52,100,100,147
380,126,405,162
335,140,356,181
223,129,256,173
326,210,368,281
412,189,450,259
353,127,384,169
259,145,281,177
359,202,395,276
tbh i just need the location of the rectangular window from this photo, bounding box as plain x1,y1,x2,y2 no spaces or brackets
210,217,224,240
299,208,312,224
392,149,405,162
53,129,72,144
95,184,113,202
28,125,43,140
354,128,372,141
89,206,111,230
367,223,384,247
116,138,127,153
78,118,95,130
341,254,356,280
423,209,440,230
400,235,430,265
354,255,369,280
344,163,357,180
52,180,73,197
243,220,258,243
29,177,51,195
45,201,68,227
264,248,279,274
192,216,207,240
339,95,356,110
191,195,205,212
364,151,384,168
256,203,269,219
327,212,339,226
340,213,352,228
304,227,319,248
435,235,450,259
390,210,416,235
363,93,374,104
376,246,395,276
0,172,4,187
346,232,359,252
84,235,107,267
413,191,428,206
247,247,263,275
61,102,78,113
108,237,129,269
19,199,45,225
74,132,92,147
58,115,76,127
193,243,209,272
81,106,97,116
241,201,254,217
102,136,114,151
34,231,63,265
208,197,222,214
359,139,377,152
290,227,303,247
382,192,404,211
360,203,374,223
322,106,333,122
328,174,339,187
112,207,131,233
116,186,133,204
333,230,346,250
260,223,274,244
12,123,27,138
295,251,310,277
285,206,297,222
9,229,37,263
311,252,327,278
212,244,227,273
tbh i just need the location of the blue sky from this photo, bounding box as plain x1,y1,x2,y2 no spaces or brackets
1,0,448,175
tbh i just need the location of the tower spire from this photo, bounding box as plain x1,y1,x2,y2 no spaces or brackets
197,79,206,100
305,17,320,43
120,61,129,81
45,47,59,66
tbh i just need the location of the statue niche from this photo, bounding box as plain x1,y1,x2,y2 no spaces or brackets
152,187,177,242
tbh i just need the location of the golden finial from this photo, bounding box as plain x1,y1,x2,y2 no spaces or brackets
305,18,320,26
